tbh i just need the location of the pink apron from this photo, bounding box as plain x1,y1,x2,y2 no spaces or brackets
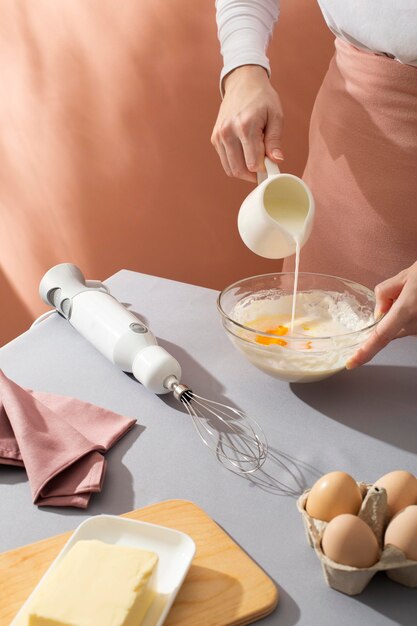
284,38,417,288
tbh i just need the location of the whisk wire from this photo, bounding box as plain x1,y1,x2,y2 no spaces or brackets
188,394,268,461
182,394,262,455
178,387,268,474
185,401,261,465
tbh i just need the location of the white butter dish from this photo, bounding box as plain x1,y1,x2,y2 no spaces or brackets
11,514,196,626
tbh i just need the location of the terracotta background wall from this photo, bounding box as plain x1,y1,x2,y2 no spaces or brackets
0,0,334,346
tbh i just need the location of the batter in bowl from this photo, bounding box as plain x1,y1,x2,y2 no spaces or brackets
231,290,375,383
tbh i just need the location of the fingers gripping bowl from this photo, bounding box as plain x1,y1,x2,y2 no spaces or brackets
217,273,380,383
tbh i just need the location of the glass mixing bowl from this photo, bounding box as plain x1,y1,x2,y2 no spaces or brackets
217,272,379,383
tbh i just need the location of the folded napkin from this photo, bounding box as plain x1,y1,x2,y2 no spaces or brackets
0,370,136,508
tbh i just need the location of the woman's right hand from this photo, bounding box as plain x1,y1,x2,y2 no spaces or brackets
211,65,284,182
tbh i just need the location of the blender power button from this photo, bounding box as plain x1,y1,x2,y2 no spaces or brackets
129,322,148,334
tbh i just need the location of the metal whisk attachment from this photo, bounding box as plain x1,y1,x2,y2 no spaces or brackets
165,376,268,474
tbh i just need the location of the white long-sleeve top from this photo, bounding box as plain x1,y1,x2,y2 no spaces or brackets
216,0,417,84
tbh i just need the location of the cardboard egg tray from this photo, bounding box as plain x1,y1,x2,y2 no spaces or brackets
297,483,417,595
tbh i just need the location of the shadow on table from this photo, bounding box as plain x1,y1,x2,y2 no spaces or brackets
291,365,417,455
255,583,300,626
0,465,27,485
157,337,232,406
157,338,321,498
353,572,416,626
50,423,144,517
239,446,321,497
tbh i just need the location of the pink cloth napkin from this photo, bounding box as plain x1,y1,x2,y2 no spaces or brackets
0,370,136,508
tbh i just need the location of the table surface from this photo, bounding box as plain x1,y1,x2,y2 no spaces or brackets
1,270,416,626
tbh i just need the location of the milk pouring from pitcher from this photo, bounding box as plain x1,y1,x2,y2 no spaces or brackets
237,157,315,259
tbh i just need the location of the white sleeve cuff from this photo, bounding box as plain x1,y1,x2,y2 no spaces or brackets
220,55,271,90
216,0,279,95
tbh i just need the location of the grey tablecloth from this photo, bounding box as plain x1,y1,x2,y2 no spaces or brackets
1,270,416,625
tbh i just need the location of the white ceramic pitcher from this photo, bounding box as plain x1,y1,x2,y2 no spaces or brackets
237,157,315,259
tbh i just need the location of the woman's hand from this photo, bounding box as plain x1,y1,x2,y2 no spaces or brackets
347,261,417,369
211,65,284,182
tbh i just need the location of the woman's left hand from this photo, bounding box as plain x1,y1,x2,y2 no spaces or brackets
346,261,417,369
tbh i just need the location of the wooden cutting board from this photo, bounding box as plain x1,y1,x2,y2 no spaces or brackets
0,499,278,626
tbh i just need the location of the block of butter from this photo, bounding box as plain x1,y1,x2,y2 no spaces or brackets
27,539,158,626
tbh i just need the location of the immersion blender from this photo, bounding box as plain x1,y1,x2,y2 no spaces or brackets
39,264,267,473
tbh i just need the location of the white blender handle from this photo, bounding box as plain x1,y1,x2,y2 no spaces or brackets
39,264,181,394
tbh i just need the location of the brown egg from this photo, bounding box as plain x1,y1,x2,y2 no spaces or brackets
374,471,417,519
384,505,417,561
322,514,380,568
306,471,362,522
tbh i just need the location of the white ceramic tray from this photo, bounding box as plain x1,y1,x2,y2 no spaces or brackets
11,514,196,626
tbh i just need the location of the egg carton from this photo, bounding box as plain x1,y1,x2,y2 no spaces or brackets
297,484,417,595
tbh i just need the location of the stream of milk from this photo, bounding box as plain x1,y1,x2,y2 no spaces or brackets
264,196,304,334
290,239,300,333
